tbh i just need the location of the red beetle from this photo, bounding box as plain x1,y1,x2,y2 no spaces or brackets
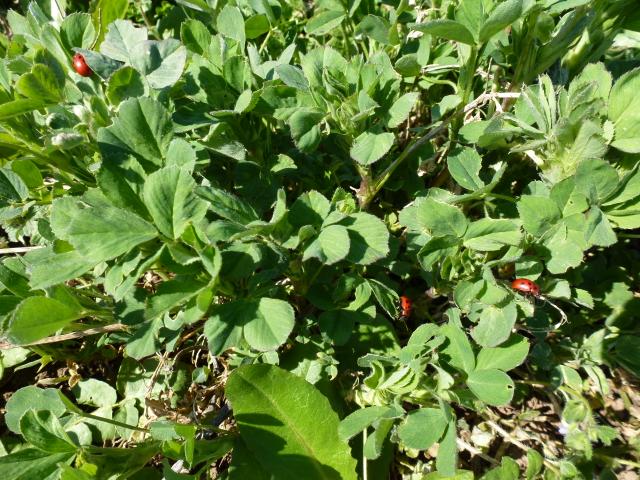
72,53,93,77
400,295,413,318
511,278,541,297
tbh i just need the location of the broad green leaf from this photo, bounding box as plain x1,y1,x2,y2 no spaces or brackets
0,99,47,120
480,457,520,480
526,450,544,479
357,15,390,45
436,420,458,476
5,386,67,434
318,309,364,345
99,19,147,63
98,97,173,170
205,298,295,353
225,364,357,480
417,199,468,237
479,0,523,43
386,92,420,128
397,408,447,450
574,159,619,203
51,195,157,263
73,48,123,80
608,67,640,153
130,39,187,89
0,448,73,479
306,11,346,36
180,19,212,56
366,279,399,318
289,190,331,230
72,379,117,408
517,196,561,236
245,14,271,40
471,303,518,348
412,20,475,45
463,219,521,251
441,322,475,373
6,296,83,345
196,186,259,225
92,0,130,46
584,207,617,247
217,5,246,48
467,369,515,406
289,108,324,153
338,406,390,441
476,335,529,371
143,166,207,239
350,131,395,166
242,298,295,351
275,64,309,91
20,410,77,454
0,168,29,205
363,418,392,460
106,66,145,104
339,213,390,265
447,147,484,191
15,64,62,103
60,13,96,51
313,224,350,265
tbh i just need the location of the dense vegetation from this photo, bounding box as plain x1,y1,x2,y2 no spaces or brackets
0,0,639,478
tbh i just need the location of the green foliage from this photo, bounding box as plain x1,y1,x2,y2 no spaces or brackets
0,0,638,478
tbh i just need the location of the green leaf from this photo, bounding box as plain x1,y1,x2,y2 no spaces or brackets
350,131,395,166
397,408,447,450
338,406,390,441
205,298,295,353
417,199,468,237
106,66,145,104
306,11,346,36
366,279,399,318
467,369,515,406
6,296,83,345
584,207,617,247
289,109,325,153
130,39,187,89
196,186,259,225
5,386,67,434
463,219,521,251
608,67,640,153
20,410,77,454
480,457,520,480
51,195,157,263
99,19,147,63
357,15,391,45
479,0,523,43
471,303,518,348
225,364,357,480
0,448,73,479
275,64,309,91
0,99,47,120
217,5,246,48
442,322,475,373
412,20,475,45
574,159,619,203
447,147,485,191
92,0,130,46
245,14,271,40
338,213,390,265
98,97,173,171
180,19,212,56
72,379,117,408
436,420,458,476
476,335,529,371
60,13,96,51
526,450,544,479
0,168,29,205
386,92,420,129
143,166,207,239
517,196,561,236
15,64,62,103
310,224,350,265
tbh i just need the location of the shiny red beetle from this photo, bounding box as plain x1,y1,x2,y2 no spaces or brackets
72,53,93,77
400,295,413,318
511,278,541,297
